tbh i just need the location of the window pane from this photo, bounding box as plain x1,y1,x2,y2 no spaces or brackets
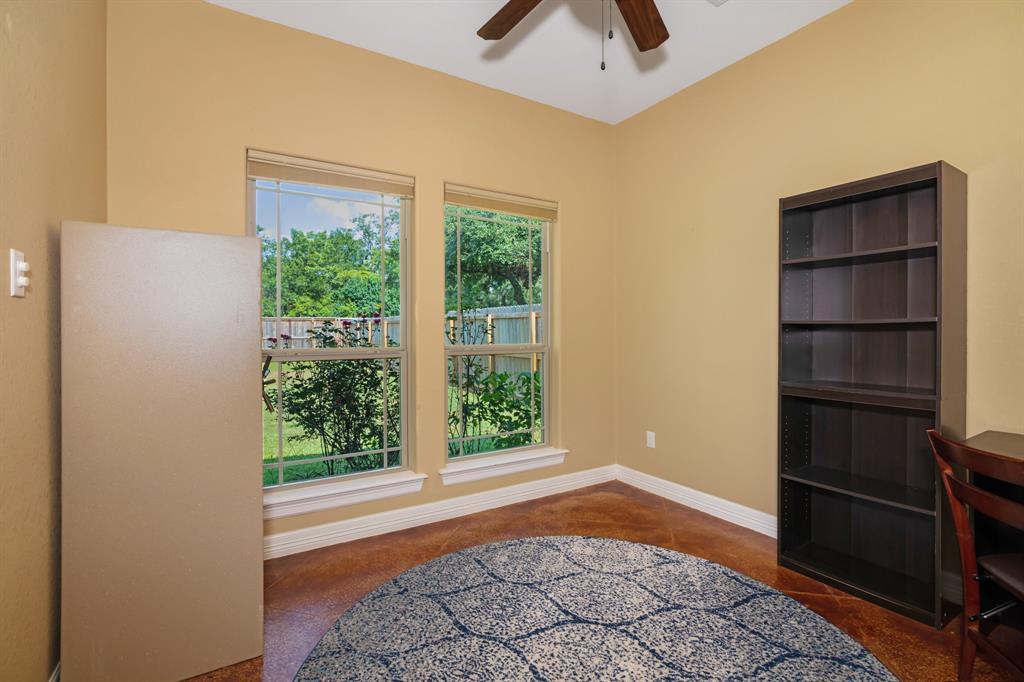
256,188,279,349
447,353,543,458
262,359,282,485
383,205,402,346
444,212,459,345
279,191,381,318
444,206,544,346
447,355,462,444
387,450,401,468
270,187,391,348
462,432,533,456
531,223,544,344
263,358,400,485
460,214,530,310
385,357,401,448
532,353,544,441
283,359,387,453
283,453,385,484
262,364,277,463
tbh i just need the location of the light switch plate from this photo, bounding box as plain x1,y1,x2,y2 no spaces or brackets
646,431,656,448
10,249,28,297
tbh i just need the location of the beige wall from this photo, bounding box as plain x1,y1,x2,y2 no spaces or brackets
105,0,619,535
0,1,107,679
613,0,1024,515
4,0,1022,673
105,0,1024,529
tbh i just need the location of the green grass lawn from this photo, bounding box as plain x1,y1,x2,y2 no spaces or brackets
262,406,400,486
262,409,321,486
262,407,320,463
262,382,536,486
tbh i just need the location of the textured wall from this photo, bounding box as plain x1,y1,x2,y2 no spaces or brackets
613,0,1024,515
0,1,107,679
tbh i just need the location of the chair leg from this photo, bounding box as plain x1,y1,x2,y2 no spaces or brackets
958,628,977,681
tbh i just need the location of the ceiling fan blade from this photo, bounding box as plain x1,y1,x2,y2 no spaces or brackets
477,0,545,40
614,0,669,52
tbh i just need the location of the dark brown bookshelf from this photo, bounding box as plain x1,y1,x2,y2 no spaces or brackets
777,162,967,629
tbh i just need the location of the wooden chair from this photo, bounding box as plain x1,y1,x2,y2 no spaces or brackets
927,429,1024,681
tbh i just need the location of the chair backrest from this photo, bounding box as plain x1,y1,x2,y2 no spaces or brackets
927,429,1024,533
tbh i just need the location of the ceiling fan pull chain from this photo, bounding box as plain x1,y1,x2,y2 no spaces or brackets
609,0,614,39
600,0,607,70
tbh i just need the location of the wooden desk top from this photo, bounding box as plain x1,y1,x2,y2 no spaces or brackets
962,430,1024,461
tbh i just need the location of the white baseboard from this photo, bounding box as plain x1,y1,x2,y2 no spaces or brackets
264,464,618,559
264,463,778,559
615,465,778,539
49,661,60,682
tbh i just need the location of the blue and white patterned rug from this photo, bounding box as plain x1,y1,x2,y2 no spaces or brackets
295,536,894,681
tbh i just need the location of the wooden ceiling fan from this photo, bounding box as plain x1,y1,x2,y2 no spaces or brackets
478,0,670,53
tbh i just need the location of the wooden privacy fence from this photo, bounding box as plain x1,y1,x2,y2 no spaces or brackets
263,305,543,374
447,305,542,374
263,316,401,349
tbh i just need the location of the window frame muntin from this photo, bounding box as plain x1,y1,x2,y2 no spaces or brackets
443,201,551,461
248,173,411,489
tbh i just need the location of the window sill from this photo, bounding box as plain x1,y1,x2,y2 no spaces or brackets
263,470,427,520
438,447,568,486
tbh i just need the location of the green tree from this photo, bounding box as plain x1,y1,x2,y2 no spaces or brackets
445,208,542,312
260,210,401,319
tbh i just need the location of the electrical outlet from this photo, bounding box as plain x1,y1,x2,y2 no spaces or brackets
646,431,656,448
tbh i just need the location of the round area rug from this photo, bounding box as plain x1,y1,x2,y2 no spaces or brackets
294,536,894,681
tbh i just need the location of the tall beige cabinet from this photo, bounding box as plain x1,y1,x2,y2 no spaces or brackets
60,222,264,681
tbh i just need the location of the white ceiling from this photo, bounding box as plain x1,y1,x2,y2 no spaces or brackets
207,0,849,124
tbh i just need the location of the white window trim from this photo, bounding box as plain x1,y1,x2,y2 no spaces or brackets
438,446,568,486
248,151,414,493
444,201,553,461
263,470,427,519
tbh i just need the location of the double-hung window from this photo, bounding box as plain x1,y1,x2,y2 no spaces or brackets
444,184,555,459
248,151,412,487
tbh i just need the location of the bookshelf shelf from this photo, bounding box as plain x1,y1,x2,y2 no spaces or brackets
781,241,937,266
